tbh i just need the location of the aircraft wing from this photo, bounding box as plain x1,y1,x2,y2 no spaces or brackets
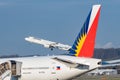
25,36,71,51
52,57,89,69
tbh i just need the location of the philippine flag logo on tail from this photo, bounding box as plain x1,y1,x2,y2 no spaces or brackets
69,5,101,58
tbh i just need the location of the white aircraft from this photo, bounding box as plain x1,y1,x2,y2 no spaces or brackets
25,36,71,51
0,4,101,80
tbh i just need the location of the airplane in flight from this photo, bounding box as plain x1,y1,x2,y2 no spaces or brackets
25,36,71,51
0,4,101,80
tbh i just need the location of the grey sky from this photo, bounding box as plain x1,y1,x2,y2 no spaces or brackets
0,0,120,56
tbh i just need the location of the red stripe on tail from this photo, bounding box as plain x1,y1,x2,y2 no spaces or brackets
78,7,101,57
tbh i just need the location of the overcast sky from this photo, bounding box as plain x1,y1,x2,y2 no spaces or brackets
0,0,120,56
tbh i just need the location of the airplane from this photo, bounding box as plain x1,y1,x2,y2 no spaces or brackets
0,4,101,80
25,36,71,51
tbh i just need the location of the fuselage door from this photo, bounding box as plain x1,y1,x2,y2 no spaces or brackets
10,60,22,77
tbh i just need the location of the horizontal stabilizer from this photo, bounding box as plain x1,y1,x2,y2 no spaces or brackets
52,57,89,69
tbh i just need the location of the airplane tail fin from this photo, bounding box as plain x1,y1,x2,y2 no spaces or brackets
69,5,101,58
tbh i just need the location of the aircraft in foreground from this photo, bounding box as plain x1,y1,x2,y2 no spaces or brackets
0,4,101,80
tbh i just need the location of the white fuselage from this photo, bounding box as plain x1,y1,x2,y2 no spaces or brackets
0,55,101,80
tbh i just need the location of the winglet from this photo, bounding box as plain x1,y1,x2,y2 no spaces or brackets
69,5,101,58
